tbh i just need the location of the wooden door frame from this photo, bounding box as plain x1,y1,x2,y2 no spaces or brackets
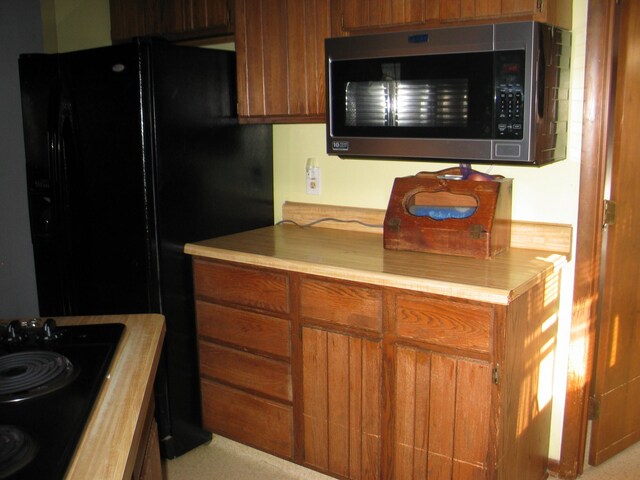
557,0,617,477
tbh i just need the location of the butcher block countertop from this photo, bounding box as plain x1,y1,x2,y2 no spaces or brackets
58,314,165,480
184,224,568,305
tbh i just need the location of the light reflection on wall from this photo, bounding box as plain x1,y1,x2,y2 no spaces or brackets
539,323,558,410
508,265,561,471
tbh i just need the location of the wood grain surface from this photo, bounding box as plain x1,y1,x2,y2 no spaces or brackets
56,314,165,480
185,224,567,305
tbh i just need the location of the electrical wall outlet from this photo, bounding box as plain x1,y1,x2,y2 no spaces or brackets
306,158,320,195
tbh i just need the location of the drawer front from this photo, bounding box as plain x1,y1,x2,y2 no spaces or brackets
396,295,493,354
199,341,292,402
193,259,290,314
196,301,291,359
300,278,383,333
201,380,293,459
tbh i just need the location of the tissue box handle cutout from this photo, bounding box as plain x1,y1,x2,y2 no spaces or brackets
383,167,512,259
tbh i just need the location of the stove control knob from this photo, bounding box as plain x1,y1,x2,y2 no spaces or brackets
43,318,58,340
7,320,22,343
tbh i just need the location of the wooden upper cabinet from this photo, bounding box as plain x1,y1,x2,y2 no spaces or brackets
157,0,189,35
110,0,151,41
442,0,572,28
438,0,501,21
337,0,438,30
333,0,571,33
235,0,330,123
188,0,233,32
109,0,233,43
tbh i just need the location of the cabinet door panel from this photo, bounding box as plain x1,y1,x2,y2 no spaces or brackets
235,0,265,117
439,0,501,20
394,346,432,478
501,0,536,15
341,0,433,29
155,0,188,34
261,0,289,115
303,327,382,478
453,359,492,476
235,0,329,120
110,0,232,42
110,0,151,41
188,0,230,30
393,346,492,479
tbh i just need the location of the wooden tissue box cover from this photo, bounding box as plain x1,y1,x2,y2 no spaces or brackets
383,169,513,259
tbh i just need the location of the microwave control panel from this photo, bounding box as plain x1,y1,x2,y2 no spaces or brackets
494,51,525,139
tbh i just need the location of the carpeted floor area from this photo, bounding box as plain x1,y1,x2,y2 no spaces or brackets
578,440,640,480
164,435,332,480
164,434,640,479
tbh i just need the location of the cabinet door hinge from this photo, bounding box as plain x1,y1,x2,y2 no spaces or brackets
492,365,500,385
588,395,600,420
536,0,544,13
603,199,617,228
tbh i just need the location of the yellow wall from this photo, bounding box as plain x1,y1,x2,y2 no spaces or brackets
48,0,587,461
44,0,111,52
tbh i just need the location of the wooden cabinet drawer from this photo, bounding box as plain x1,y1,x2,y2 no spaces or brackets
196,300,291,358
300,278,382,333
193,259,290,314
395,295,493,354
201,380,293,458
199,341,292,402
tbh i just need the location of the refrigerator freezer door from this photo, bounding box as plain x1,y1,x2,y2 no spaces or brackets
57,44,159,315
22,44,158,317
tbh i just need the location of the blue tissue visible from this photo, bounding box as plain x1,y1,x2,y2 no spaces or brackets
408,205,476,220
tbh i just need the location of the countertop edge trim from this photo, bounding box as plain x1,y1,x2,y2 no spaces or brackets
185,244,514,305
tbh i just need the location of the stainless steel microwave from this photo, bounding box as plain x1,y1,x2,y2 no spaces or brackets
325,22,571,165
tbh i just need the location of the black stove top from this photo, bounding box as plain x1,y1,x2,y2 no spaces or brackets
0,319,124,479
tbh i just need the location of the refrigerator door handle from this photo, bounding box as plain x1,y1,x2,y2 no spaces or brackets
55,104,78,315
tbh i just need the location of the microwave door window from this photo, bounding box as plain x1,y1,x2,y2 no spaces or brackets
332,52,495,139
345,79,469,129
395,79,468,128
345,81,389,126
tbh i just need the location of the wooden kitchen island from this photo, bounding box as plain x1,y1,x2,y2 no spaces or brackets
185,223,568,480
59,314,165,480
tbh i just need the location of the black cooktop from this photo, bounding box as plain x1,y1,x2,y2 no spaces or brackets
0,319,125,480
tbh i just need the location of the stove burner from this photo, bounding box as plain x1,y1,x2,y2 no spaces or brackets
0,351,77,402
0,425,38,479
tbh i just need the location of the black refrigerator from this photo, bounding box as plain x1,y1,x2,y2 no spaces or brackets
18,38,274,458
